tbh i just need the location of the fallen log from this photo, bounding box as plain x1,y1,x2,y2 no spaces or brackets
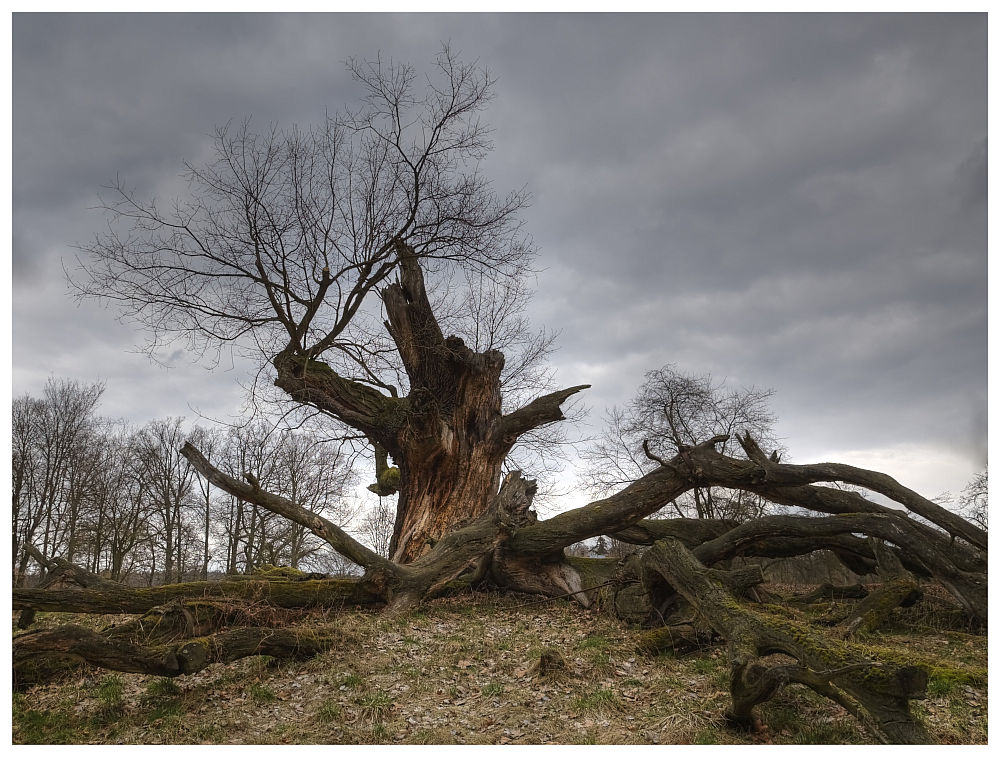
13,577,383,615
642,537,930,744
14,624,336,687
790,583,870,604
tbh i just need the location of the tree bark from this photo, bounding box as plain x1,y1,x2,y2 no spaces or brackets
14,624,337,686
272,244,587,563
13,577,383,615
641,537,930,744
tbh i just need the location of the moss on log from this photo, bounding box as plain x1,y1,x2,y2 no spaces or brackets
14,624,337,688
13,577,382,615
642,537,930,744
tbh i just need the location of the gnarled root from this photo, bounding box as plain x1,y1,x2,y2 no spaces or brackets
642,537,930,744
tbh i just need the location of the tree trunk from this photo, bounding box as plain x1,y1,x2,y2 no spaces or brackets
273,244,587,564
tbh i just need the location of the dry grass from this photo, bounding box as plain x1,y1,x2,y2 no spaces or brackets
12,590,987,745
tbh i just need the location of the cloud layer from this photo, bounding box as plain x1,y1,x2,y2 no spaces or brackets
12,13,987,502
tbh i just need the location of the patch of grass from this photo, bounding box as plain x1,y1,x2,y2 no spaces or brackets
316,699,343,723
339,672,364,689
248,683,277,703
572,688,620,712
693,728,718,745
95,674,125,719
356,690,393,722
578,634,610,650
14,704,85,744
149,698,185,720
692,657,719,674
191,722,228,742
145,677,182,698
98,674,125,705
482,681,505,697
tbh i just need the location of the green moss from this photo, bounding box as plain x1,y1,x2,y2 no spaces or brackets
252,564,310,580
303,358,337,377
925,666,987,696
367,466,401,496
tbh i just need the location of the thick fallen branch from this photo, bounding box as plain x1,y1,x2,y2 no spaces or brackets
689,513,984,621
14,624,336,684
790,583,870,604
181,441,394,574
18,545,123,628
736,433,987,551
838,539,920,638
13,577,382,615
642,537,930,744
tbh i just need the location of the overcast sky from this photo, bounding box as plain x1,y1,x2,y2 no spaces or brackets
11,13,987,507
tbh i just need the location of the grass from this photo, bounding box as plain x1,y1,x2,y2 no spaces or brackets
481,681,505,697
316,700,343,723
248,683,277,703
145,678,182,698
339,673,364,689
13,590,988,745
96,674,125,719
572,688,620,712
356,691,393,723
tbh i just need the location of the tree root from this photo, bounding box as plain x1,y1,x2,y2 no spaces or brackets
642,537,930,744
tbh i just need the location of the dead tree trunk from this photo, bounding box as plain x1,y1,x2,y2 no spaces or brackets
272,243,587,563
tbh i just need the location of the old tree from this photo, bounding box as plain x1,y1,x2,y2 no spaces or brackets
14,52,986,743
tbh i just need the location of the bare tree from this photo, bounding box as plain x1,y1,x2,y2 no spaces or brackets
12,379,104,585
359,494,395,559
582,365,779,520
959,468,987,530
75,47,561,563
133,419,198,583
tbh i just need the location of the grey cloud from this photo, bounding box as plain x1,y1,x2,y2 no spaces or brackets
12,13,987,501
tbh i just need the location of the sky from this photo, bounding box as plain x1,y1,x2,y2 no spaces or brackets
11,13,988,509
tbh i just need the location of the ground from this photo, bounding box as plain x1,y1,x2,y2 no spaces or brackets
12,589,987,745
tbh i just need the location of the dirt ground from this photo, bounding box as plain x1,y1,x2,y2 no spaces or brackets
13,589,987,745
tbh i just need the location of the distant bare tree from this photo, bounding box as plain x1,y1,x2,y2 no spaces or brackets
134,419,198,583
582,365,779,521
359,495,395,559
959,468,987,530
12,379,104,585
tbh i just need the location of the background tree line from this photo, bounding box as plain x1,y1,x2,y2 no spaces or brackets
14,370,985,586
12,378,381,586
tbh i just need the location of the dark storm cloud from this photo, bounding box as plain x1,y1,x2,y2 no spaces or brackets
12,13,987,499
